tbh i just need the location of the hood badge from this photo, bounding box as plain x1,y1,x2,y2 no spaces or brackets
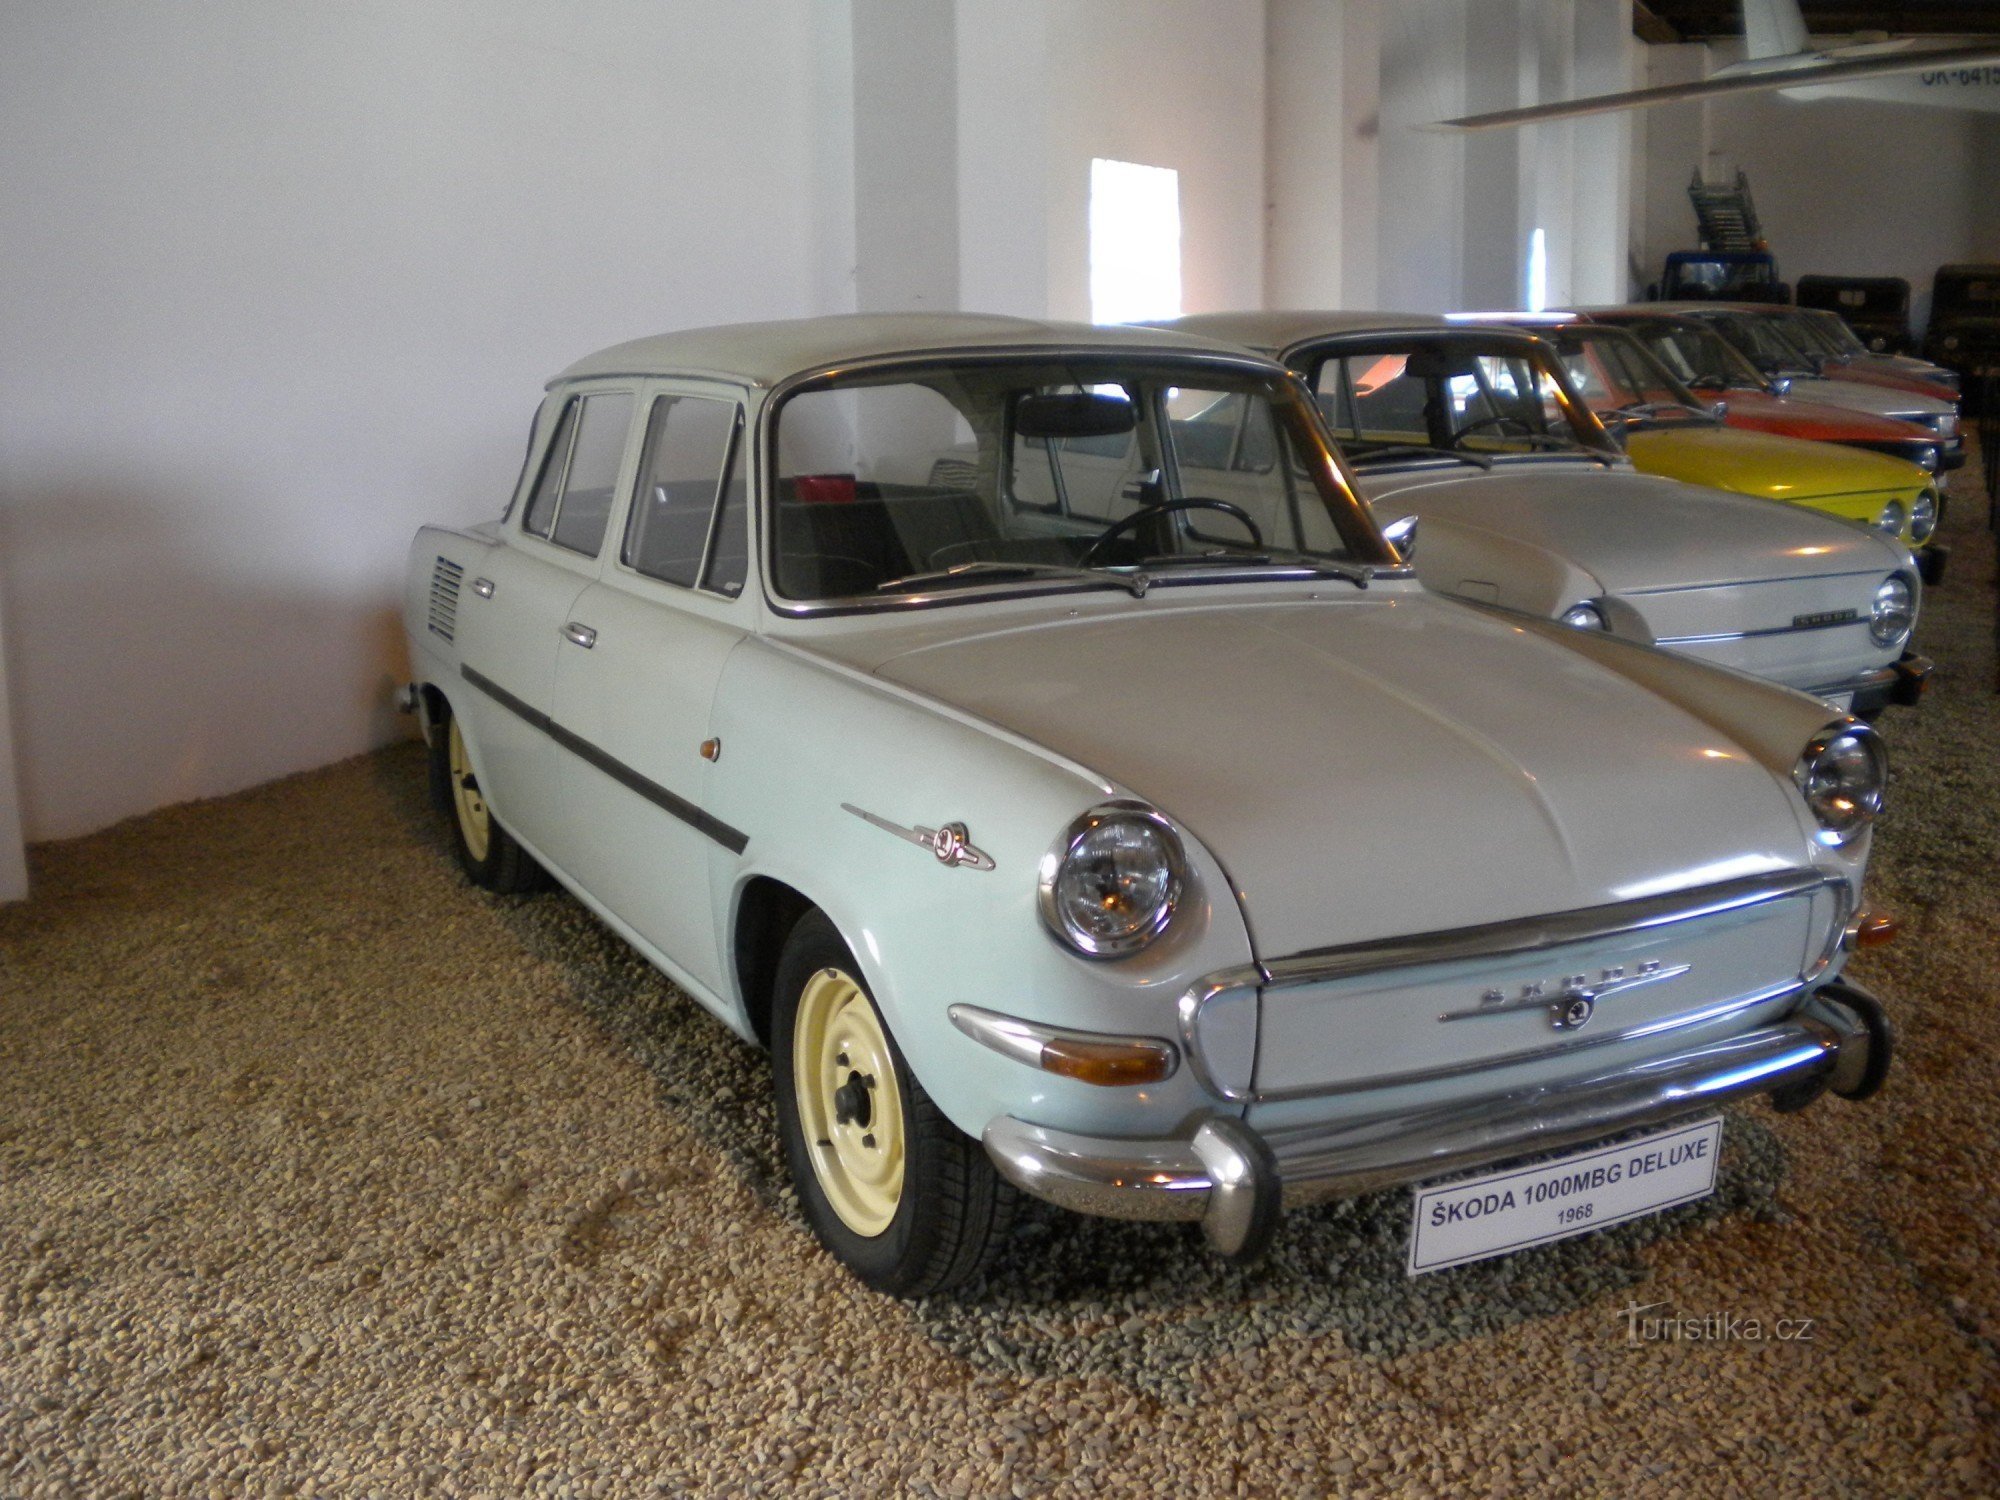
1792,608,1858,630
842,804,996,872
1439,959,1691,1031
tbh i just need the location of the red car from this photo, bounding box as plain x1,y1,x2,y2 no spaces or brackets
1580,309,1954,477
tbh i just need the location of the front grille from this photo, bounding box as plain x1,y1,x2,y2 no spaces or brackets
427,556,464,641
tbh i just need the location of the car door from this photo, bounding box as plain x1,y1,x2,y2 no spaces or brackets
453,385,635,859
550,382,752,997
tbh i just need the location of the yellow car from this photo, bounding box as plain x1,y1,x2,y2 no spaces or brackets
1503,318,1945,579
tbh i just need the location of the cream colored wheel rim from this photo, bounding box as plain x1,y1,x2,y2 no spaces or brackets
793,967,905,1237
447,718,491,863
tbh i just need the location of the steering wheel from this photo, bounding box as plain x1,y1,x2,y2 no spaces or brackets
1079,498,1264,566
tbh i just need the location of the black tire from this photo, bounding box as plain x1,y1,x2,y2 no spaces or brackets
428,698,544,894
772,909,1013,1296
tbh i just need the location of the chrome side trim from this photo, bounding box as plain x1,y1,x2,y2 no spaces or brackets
842,803,996,871
1258,868,1839,989
1653,616,1866,647
946,1003,1180,1078
982,1000,1866,1226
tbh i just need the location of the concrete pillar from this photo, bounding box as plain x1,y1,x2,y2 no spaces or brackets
955,0,1050,317
1635,42,1710,295
0,585,26,902
851,0,961,313
1459,0,1532,310
1569,0,1634,303
1377,0,1467,312
1266,0,1382,311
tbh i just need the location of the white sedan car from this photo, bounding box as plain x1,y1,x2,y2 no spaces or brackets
403,313,1893,1294
1163,312,1928,717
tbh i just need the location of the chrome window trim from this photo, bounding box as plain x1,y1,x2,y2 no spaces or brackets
1175,868,1847,1104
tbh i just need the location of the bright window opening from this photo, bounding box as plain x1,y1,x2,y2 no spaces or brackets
1526,227,1549,314
1089,159,1181,325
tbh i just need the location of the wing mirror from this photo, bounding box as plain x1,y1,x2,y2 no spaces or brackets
1379,513,1418,560
1769,375,1792,397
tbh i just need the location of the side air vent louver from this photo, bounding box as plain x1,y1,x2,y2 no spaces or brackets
428,556,465,641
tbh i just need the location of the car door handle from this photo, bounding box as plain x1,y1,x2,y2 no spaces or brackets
471,577,495,599
561,621,597,650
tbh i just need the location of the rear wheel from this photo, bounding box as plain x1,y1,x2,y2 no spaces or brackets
772,909,1012,1295
428,701,543,893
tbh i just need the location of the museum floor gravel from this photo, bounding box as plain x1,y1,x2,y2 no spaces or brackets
3,456,1996,1499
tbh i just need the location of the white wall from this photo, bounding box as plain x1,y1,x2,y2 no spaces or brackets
0,0,832,840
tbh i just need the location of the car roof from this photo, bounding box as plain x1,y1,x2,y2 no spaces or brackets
552,312,1281,388
1151,310,1450,355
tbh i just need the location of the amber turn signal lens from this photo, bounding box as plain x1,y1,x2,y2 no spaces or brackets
1847,912,1899,949
1038,1037,1178,1087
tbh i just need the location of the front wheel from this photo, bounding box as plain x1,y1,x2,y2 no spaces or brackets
772,909,1013,1295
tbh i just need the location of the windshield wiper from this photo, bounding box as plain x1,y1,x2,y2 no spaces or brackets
1135,552,1376,588
874,559,1153,599
1345,443,1492,471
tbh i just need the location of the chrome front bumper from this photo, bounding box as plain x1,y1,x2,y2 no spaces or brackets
982,981,1888,1260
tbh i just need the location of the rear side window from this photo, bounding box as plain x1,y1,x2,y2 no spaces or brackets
622,395,743,590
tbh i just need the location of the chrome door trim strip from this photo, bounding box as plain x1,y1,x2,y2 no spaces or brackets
458,664,748,855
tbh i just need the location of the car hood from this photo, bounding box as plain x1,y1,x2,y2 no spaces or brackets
1721,390,1931,443
1356,465,1896,591
1776,376,1952,420
817,591,1813,957
1624,425,1925,501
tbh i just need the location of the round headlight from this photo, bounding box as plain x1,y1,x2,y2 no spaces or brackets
1038,801,1187,958
1793,723,1886,847
1559,601,1609,631
1874,499,1907,536
1870,573,1915,646
1908,488,1939,545
1943,334,1960,351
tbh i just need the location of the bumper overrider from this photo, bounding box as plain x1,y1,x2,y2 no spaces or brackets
1824,651,1932,716
983,984,1887,1261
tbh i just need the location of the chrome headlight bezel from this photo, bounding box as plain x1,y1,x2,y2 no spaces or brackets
1907,488,1939,545
1037,800,1188,959
1792,722,1887,848
1874,499,1907,536
1869,572,1916,647
1558,600,1609,631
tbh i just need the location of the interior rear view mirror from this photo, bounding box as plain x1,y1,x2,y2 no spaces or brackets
1014,391,1136,441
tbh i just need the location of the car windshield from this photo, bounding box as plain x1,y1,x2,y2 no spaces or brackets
1307,334,1615,463
767,358,1392,604
1541,327,1712,428
1621,319,1767,393
1801,310,1867,357
1706,311,1820,375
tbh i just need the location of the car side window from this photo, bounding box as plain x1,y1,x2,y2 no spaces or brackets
548,393,634,556
622,394,744,592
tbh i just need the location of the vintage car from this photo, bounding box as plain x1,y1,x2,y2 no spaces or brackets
1658,303,1965,469
1496,315,1951,587
1585,309,1954,475
1922,265,2000,410
403,313,1894,1294
1653,249,1788,305
1162,312,1929,716
1783,308,1960,403
1796,275,1913,354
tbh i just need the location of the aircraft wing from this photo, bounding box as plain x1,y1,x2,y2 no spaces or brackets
1433,40,2000,131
